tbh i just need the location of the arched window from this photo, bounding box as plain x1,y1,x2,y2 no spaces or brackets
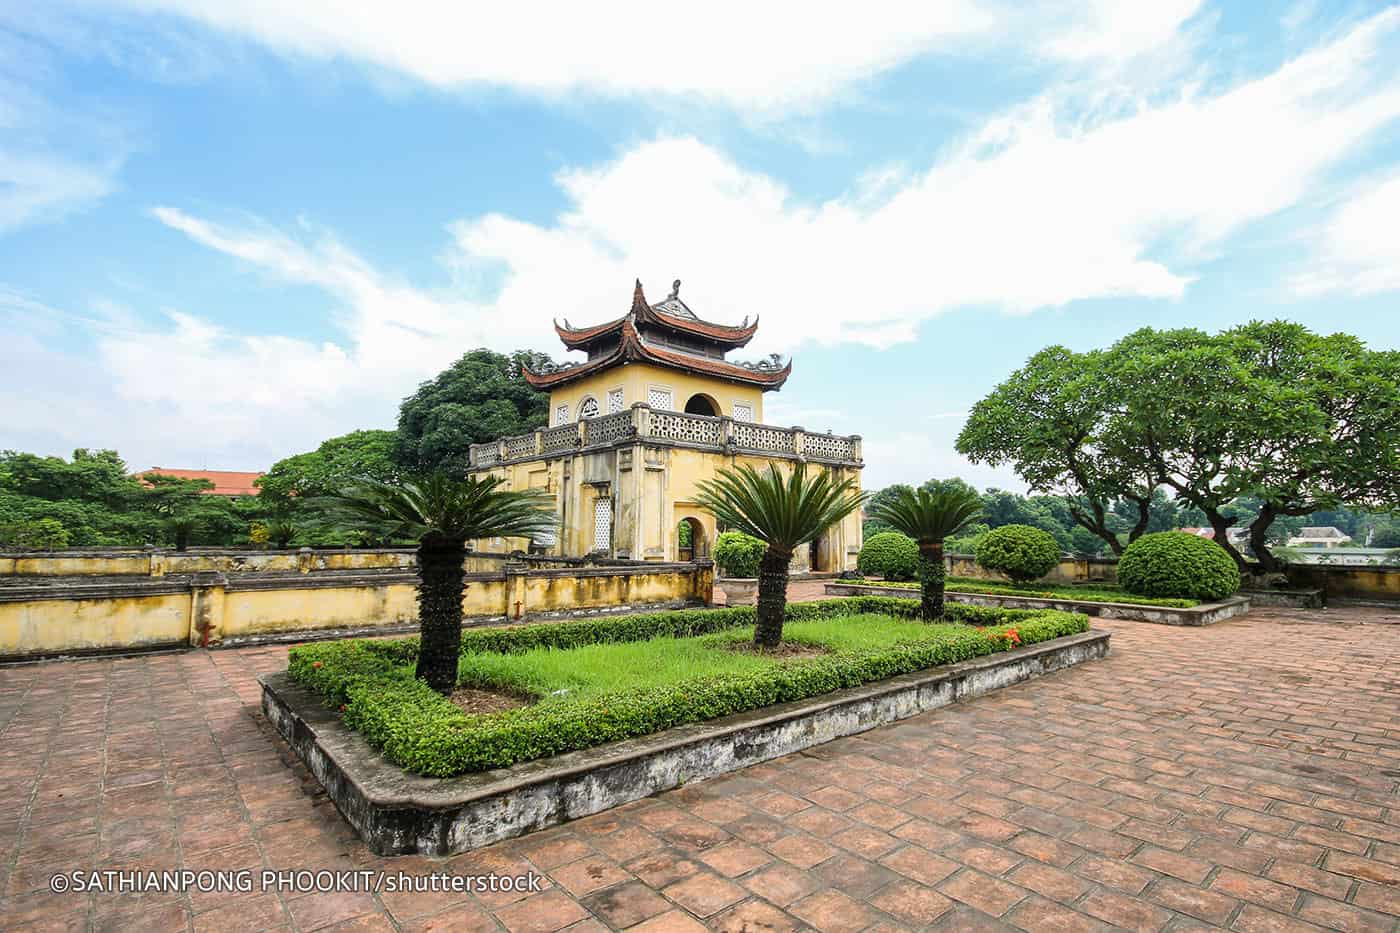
684,393,718,416
578,397,600,420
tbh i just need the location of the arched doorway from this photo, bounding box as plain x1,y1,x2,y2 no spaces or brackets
676,517,708,561
684,393,719,416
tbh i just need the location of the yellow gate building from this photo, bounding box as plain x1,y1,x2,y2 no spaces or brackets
467,280,863,571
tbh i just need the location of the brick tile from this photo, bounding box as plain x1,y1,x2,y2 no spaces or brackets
1006,861,1090,903
1352,881,1400,916
1231,904,1330,932
1322,851,1400,885
1265,861,1352,901
812,853,899,898
1295,893,1394,932
829,824,900,859
1006,831,1083,867
1005,895,1108,932
549,855,630,897
740,862,818,907
879,844,960,886
661,871,746,918
1078,887,1172,931
710,898,800,933
938,868,1029,917
1132,845,1213,884
626,911,708,933
494,890,589,933
870,878,955,925
1208,868,1300,913
579,881,670,929
787,889,878,933
1144,877,1238,926
696,841,772,878
765,833,837,869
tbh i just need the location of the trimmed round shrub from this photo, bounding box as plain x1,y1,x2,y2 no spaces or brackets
857,532,920,581
1117,531,1240,600
713,531,767,578
975,524,1061,583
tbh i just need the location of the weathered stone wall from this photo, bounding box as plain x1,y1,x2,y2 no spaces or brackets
0,559,714,660
946,553,1120,585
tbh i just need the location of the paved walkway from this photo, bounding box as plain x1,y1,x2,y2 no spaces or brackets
3,604,1400,931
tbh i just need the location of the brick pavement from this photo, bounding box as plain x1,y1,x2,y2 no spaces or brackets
2,603,1399,931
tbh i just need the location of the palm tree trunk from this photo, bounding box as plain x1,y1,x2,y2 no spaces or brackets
415,535,466,694
754,546,792,649
918,541,945,621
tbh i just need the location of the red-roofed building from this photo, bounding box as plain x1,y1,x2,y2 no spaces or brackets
137,469,264,497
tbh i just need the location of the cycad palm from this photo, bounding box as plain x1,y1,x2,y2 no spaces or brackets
695,464,866,648
319,473,554,693
867,483,982,620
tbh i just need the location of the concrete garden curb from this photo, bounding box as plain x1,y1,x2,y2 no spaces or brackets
261,629,1109,855
824,582,1252,626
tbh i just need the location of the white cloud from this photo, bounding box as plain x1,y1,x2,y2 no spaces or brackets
10,7,1400,477
0,150,117,232
74,0,1206,111
1291,171,1400,297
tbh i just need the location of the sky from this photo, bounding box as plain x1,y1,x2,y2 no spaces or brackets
2,1,1399,494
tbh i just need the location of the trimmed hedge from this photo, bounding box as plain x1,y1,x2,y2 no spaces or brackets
288,597,1089,777
851,577,1197,608
713,530,767,578
857,532,920,581
975,524,1061,583
1117,531,1240,601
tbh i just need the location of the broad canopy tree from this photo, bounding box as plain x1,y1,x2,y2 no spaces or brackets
958,322,1400,572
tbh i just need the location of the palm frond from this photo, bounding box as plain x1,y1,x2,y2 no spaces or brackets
694,463,866,552
312,473,556,544
867,483,982,545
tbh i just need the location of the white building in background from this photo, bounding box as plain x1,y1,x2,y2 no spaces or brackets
1287,526,1352,548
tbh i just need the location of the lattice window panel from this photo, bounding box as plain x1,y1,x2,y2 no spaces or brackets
803,433,853,461
541,424,579,453
505,434,536,459
607,389,625,414
732,422,795,453
584,411,632,446
592,498,612,552
648,387,673,410
732,403,754,423
554,404,570,426
578,397,599,420
649,411,722,445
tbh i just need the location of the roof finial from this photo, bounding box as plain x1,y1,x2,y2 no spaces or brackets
631,278,648,315
668,279,681,300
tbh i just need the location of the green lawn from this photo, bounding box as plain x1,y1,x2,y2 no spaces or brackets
457,614,979,700
862,576,1199,608
288,597,1090,776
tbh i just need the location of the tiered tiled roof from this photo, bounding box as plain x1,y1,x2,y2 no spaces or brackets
526,280,789,390
553,280,758,351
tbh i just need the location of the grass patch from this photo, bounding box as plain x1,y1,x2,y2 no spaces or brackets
288,597,1089,777
855,576,1200,608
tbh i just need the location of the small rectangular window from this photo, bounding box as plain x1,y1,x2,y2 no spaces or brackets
648,387,673,410
555,404,570,425
607,388,625,413
592,497,612,552
733,403,754,422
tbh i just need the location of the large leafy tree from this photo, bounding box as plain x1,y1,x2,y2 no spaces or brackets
258,430,400,504
318,474,555,693
395,349,553,474
695,464,865,649
962,322,1400,572
957,347,1159,555
868,482,983,620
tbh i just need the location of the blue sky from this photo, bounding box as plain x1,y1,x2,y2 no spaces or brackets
2,1,1399,493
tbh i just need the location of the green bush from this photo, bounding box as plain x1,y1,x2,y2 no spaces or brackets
0,517,71,550
975,524,1061,583
857,532,920,580
1117,531,1240,600
712,530,767,578
288,597,1088,776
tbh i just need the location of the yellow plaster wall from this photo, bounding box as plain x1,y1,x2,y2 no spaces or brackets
0,550,416,578
547,362,766,422
0,592,192,656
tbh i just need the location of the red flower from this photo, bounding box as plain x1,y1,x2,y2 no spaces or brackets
313,661,323,669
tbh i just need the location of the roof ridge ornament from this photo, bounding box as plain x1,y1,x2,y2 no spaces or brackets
668,279,680,300
630,279,648,316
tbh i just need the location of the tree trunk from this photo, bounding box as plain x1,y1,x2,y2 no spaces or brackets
175,528,190,552
1126,495,1151,544
1249,503,1282,573
415,535,466,694
754,546,792,649
1070,502,1121,555
917,541,946,621
1203,509,1249,571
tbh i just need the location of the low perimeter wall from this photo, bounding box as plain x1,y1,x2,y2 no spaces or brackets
0,559,714,661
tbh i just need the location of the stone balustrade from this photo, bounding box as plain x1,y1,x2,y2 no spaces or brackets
468,404,862,468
